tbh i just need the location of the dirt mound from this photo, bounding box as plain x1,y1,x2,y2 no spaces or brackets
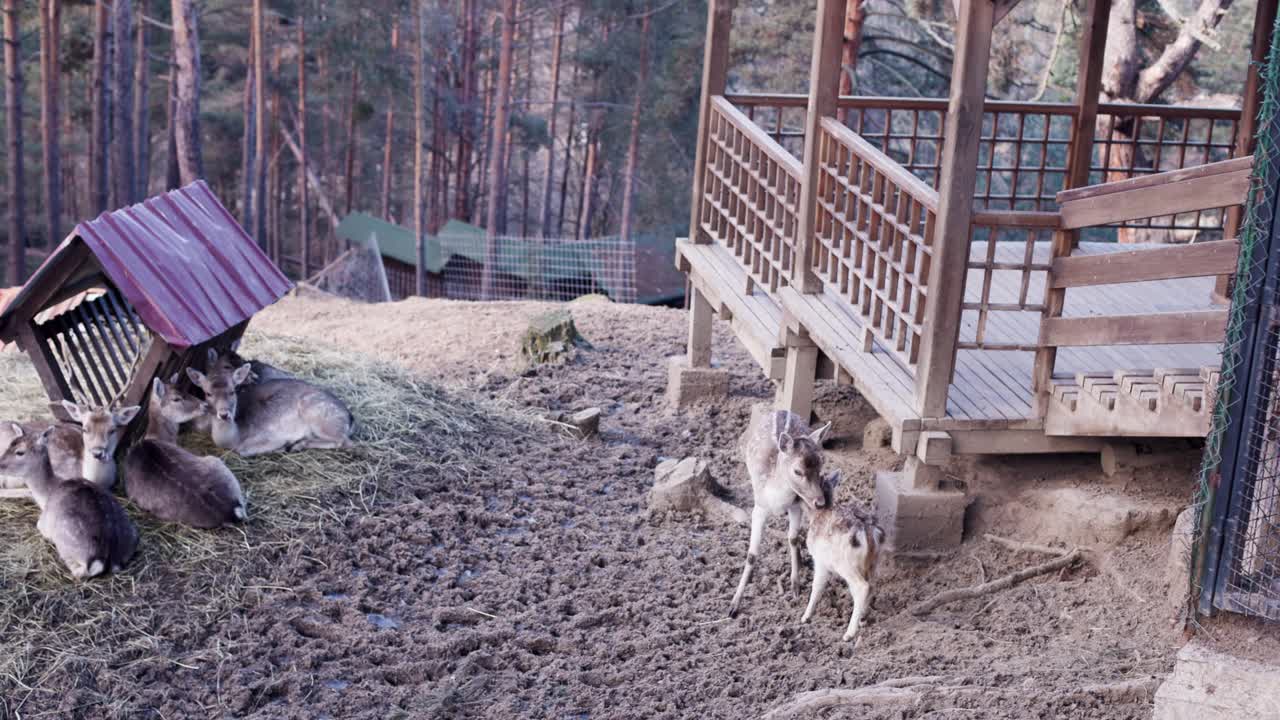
1,296,1189,719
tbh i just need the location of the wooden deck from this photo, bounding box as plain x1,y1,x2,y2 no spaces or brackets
687,237,1225,447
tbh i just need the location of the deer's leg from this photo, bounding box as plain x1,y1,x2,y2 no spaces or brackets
843,575,872,642
786,503,803,597
801,562,829,624
729,505,768,618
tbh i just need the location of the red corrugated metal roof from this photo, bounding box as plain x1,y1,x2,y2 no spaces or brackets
1,181,292,349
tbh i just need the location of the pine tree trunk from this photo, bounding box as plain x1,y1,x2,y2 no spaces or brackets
298,16,310,278
837,0,863,123
414,0,428,295
557,60,579,237
241,29,254,228
382,22,398,220
344,67,360,217
39,0,62,250
252,0,267,246
165,56,179,190
481,0,516,300
112,0,134,207
521,8,532,238
91,0,110,213
619,12,650,243
171,0,203,185
269,45,282,263
133,3,149,200
539,5,565,237
455,0,477,221
4,0,24,283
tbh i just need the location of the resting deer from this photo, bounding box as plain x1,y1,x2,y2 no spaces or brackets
801,471,885,642
216,339,294,384
729,410,832,618
0,423,138,579
59,402,143,490
186,349,354,456
0,420,83,488
124,378,247,528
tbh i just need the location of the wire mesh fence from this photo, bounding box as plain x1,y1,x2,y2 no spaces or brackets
1193,8,1280,624
381,234,639,304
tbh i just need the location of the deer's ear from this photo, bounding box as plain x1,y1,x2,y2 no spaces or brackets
36,426,54,448
232,363,253,386
60,400,87,424
152,377,167,401
777,431,796,454
186,367,208,388
871,525,886,547
8,422,23,438
114,406,142,427
230,338,242,353
808,421,832,446
206,347,219,368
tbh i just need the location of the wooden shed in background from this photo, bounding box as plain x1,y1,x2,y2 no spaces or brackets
0,181,292,425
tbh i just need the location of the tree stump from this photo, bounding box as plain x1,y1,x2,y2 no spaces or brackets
521,309,588,365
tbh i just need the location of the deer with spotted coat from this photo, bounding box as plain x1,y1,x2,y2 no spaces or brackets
729,410,832,618
801,470,885,642
58,402,144,490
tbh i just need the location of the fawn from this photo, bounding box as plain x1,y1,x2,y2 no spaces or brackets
801,471,885,642
186,349,353,456
59,401,143,490
0,423,138,579
123,377,247,528
216,339,294,384
729,409,832,618
0,420,83,488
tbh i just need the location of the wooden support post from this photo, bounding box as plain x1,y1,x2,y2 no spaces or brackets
688,0,735,245
1217,0,1277,302
17,322,73,413
794,0,845,293
913,0,995,418
1032,0,1109,415
778,342,819,419
687,285,713,368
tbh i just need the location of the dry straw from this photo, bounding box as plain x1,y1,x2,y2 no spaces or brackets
0,330,532,713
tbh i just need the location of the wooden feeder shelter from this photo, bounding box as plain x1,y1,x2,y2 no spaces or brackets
0,181,293,432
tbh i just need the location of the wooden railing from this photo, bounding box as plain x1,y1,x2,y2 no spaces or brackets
725,93,1241,235
1032,156,1252,405
812,117,940,372
696,96,803,294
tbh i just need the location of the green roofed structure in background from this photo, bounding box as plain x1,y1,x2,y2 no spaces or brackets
334,213,685,305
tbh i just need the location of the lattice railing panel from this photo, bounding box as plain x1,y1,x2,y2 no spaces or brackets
699,96,803,295
960,214,1056,351
813,117,938,371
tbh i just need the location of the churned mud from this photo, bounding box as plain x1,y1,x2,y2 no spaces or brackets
2,295,1193,719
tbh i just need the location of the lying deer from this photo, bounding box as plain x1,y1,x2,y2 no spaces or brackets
124,377,247,528
0,423,138,579
187,349,354,456
59,402,143,490
729,409,832,618
216,339,294,384
0,420,83,488
801,471,885,642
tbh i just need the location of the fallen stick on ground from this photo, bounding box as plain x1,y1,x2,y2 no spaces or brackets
759,677,953,720
910,549,1083,616
984,533,1068,557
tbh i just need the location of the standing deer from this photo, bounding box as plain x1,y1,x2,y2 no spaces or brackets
801,471,885,642
0,423,138,579
186,349,353,456
124,377,247,528
58,402,143,490
729,410,832,618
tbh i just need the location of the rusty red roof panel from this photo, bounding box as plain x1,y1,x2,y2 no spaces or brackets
72,181,292,349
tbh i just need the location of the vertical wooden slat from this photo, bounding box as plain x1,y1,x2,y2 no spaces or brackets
75,304,128,394
18,323,74,412
914,0,996,418
688,0,736,245
794,0,845,293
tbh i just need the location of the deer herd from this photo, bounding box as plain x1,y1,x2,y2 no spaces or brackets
0,341,353,580
0,340,880,642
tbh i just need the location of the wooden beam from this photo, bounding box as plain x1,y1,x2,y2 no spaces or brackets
993,0,1026,25
1057,156,1253,203
915,0,995,418
688,0,735,245
1049,240,1240,288
17,322,73,413
687,285,713,367
794,0,846,293
1058,171,1252,230
778,343,819,418
1040,310,1228,347
1065,0,1110,193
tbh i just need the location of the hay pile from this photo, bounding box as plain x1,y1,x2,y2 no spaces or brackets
0,330,532,710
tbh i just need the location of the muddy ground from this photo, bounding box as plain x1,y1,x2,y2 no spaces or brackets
2,294,1199,719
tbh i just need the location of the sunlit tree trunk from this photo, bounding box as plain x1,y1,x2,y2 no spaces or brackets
171,0,204,185
619,12,651,243
39,0,62,249
4,0,24,283
481,0,517,300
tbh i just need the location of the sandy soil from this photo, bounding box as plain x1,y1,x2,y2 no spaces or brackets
5,294,1198,719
